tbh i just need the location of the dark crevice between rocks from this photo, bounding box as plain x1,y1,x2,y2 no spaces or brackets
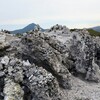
23,85,33,100
68,65,77,76
67,59,87,82
18,75,33,100
0,51,6,57
69,68,87,83
68,64,98,83
0,45,10,57
96,50,100,60
0,45,10,52
0,77,5,100
21,76,39,100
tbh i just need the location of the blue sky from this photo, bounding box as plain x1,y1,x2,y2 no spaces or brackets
0,0,100,30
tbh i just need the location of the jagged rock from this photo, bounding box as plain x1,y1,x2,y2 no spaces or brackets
9,58,17,66
46,27,100,82
23,65,62,100
85,58,100,82
7,58,24,83
22,60,31,66
0,26,100,100
0,71,5,77
62,25,71,34
43,35,68,53
17,32,72,89
49,24,71,35
1,56,9,66
4,78,24,100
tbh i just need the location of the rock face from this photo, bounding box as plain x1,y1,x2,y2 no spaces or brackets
23,65,62,100
0,25,100,100
18,32,71,89
46,26,100,82
68,30,100,82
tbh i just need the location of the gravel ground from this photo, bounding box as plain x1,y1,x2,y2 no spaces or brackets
64,76,100,100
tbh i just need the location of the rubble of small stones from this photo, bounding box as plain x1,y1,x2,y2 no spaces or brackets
0,25,100,100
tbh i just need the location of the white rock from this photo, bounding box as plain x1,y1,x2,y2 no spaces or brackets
1,56,9,65
23,60,31,66
0,34,6,44
4,78,24,100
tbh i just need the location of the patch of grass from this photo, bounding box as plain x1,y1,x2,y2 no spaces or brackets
88,29,100,36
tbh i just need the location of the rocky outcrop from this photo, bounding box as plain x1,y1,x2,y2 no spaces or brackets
68,30,100,82
0,25,100,100
0,55,63,100
46,26,100,82
17,32,71,89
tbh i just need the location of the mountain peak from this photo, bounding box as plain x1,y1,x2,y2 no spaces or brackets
11,23,43,34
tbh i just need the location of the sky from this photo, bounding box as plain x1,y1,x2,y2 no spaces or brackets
0,0,100,30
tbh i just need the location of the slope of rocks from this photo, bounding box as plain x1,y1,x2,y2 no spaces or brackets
0,25,100,100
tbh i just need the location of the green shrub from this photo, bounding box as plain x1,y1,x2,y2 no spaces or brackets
88,29,100,36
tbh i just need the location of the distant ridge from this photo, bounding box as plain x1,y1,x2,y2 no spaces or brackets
11,23,44,34
91,26,100,32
